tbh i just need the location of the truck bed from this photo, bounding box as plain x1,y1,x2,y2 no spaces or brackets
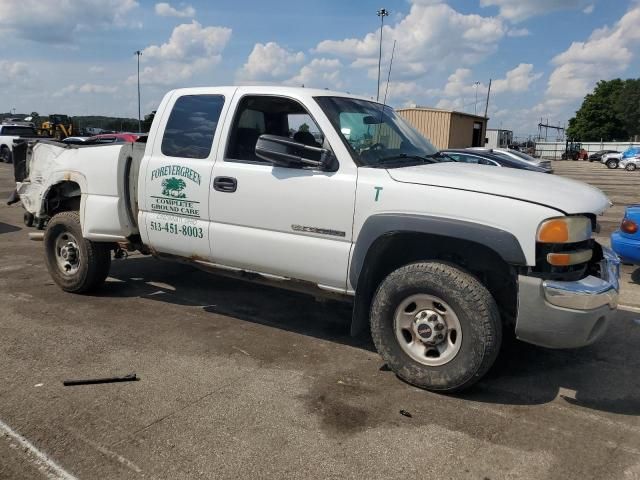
14,139,145,241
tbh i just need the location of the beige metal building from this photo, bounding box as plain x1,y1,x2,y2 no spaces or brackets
396,107,488,150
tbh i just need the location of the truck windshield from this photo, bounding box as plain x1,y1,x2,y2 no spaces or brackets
315,96,443,167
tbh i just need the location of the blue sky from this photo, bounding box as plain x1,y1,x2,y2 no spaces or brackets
0,0,638,136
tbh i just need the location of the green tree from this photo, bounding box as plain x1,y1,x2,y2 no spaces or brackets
614,79,640,139
567,79,627,141
298,123,310,133
142,111,156,133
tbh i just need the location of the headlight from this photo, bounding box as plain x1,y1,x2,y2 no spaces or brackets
536,216,592,244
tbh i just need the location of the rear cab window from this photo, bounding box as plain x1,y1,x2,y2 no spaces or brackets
161,94,225,159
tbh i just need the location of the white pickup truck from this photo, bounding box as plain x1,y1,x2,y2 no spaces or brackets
0,124,40,163
14,86,620,392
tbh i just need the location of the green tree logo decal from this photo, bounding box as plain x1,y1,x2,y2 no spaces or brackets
161,177,187,198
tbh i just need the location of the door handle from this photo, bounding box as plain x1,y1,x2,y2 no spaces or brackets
213,176,237,193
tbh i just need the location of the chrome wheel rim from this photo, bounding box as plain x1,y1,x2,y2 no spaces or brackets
393,294,462,366
54,231,81,276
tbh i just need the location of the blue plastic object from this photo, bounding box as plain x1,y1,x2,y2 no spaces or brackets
622,146,640,159
611,204,640,264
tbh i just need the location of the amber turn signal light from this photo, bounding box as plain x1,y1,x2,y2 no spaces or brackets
547,250,592,266
537,216,592,244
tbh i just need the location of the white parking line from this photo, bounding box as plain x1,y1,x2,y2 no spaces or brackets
0,418,78,480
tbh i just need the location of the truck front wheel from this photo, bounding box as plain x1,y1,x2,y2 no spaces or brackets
44,211,111,293
370,261,501,392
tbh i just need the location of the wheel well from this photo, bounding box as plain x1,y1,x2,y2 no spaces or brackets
351,232,518,336
43,181,81,217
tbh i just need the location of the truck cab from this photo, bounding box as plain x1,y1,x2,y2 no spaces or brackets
14,86,620,392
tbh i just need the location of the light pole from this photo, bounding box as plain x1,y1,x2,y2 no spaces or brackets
376,8,389,102
135,50,142,133
473,81,480,115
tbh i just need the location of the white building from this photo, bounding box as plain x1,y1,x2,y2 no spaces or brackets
485,129,513,149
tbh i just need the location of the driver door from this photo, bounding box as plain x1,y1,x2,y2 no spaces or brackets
209,93,357,291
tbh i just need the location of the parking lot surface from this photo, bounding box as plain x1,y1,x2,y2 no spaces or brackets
1,161,640,480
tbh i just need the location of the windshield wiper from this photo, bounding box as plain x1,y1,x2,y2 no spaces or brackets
374,152,445,167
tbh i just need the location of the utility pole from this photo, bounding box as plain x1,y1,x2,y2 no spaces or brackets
473,81,480,115
135,50,142,133
483,78,492,118
376,8,389,102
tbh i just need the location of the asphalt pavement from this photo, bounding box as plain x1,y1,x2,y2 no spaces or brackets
1,161,639,480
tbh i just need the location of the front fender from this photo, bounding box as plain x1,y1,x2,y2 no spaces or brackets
348,213,527,290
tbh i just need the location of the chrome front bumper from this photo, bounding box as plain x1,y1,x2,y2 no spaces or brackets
515,247,620,349
543,247,620,310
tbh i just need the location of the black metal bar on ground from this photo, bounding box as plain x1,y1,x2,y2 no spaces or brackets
63,373,139,386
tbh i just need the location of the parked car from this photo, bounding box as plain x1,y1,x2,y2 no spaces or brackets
13,86,619,393
602,147,640,169
61,136,90,145
443,149,550,173
85,133,140,144
619,155,640,171
588,150,618,162
611,205,640,264
478,147,553,173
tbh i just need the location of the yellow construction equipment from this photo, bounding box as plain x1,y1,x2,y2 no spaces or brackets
38,114,73,140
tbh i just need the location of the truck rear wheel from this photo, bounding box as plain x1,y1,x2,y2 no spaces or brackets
0,146,12,164
370,261,501,392
44,211,111,293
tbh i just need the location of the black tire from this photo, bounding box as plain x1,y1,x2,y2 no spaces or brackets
0,146,12,164
23,211,34,227
625,163,637,171
43,211,111,293
606,159,618,169
370,261,501,392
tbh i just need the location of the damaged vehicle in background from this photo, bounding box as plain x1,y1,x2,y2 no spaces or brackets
12,86,620,393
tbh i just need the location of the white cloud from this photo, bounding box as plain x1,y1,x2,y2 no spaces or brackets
0,0,139,43
432,63,540,100
535,4,640,117
0,61,28,86
286,58,342,89
129,21,232,86
583,4,595,14
78,83,118,94
237,42,305,82
89,66,105,74
492,63,542,93
479,0,592,22
53,83,118,97
155,2,195,18
315,1,506,80
507,27,530,37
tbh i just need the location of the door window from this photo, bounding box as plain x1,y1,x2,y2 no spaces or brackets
161,94,225,159
226,96,325,163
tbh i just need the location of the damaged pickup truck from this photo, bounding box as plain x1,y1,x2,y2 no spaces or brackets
13,86,620,392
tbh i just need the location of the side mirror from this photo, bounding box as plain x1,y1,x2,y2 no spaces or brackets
255,134,333,169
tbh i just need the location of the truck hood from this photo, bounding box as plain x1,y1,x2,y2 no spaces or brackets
387,162,610,215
